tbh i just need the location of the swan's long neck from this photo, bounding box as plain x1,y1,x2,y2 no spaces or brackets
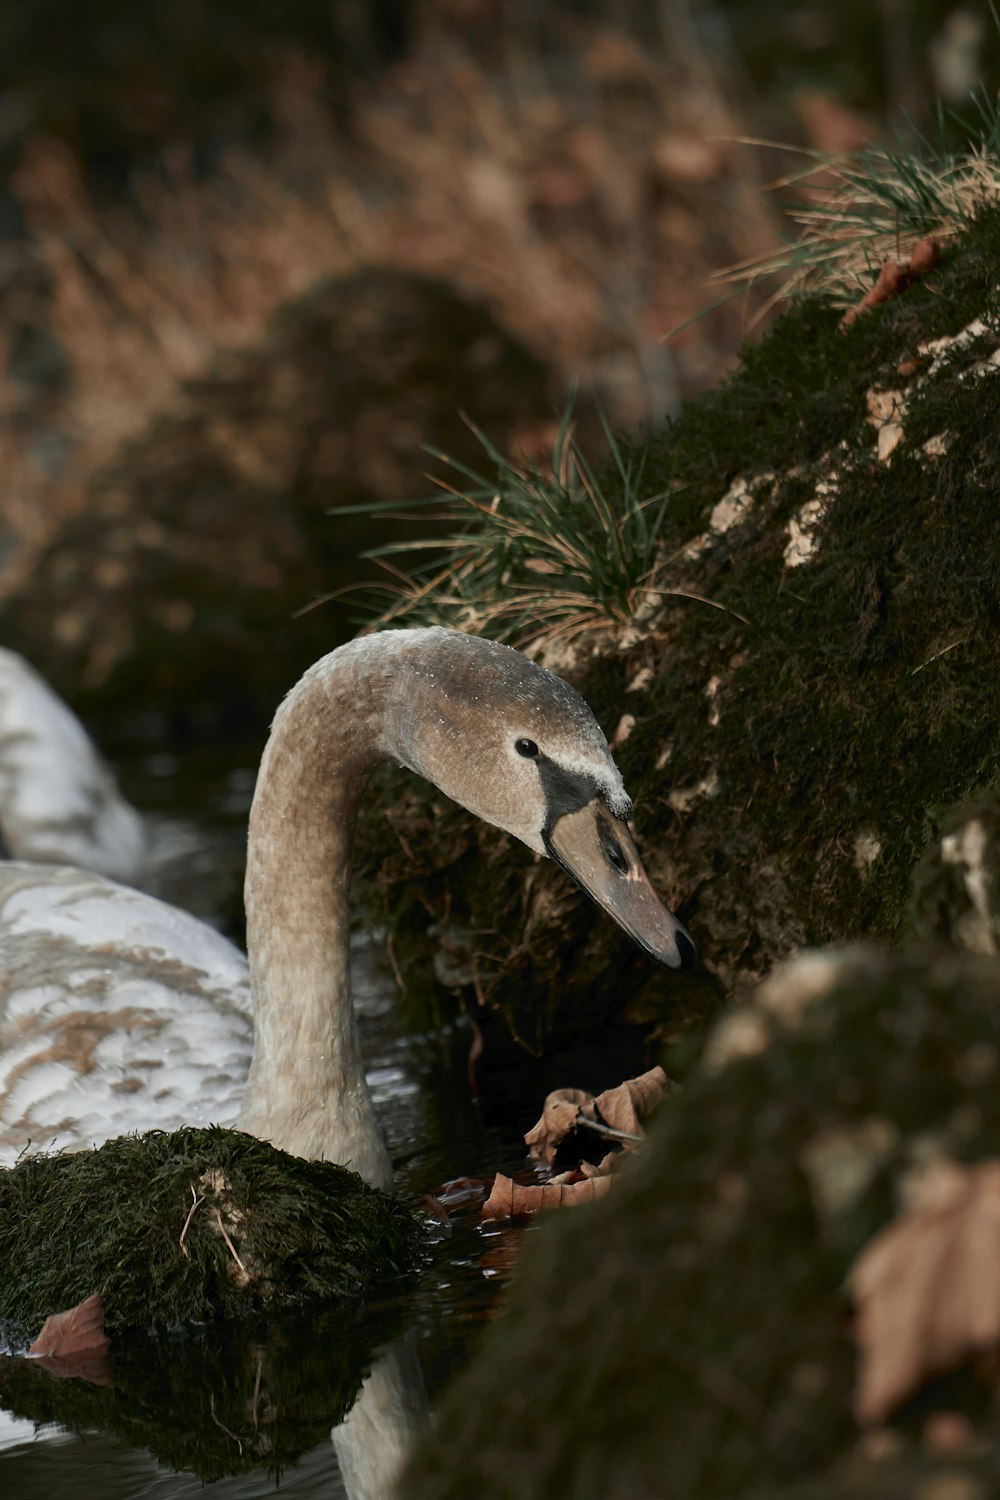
238,637,403,1189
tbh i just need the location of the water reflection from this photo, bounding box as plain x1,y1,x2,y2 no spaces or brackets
0,1303,413,1483
331,1340,428,1500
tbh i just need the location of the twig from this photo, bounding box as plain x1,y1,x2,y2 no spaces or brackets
643,586,753,627
178,1184,202,1259
209,1391,244,1453
575,1115,644,1144
252,1355,263,1430
911,636,968,674
214,1208,247,1274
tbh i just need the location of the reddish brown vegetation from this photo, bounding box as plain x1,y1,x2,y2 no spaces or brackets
841,235,940,327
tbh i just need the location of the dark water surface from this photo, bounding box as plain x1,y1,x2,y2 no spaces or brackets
0,740,534,1498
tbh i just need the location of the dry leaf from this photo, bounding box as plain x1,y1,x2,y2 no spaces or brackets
524,1087,595,1165
422,1175,493,1227
841,237,940,328
436,1176,491,1208
593,1066,672,1136
849,1158,1000,1425
27,1291,113,1385
29,1291,110,1359
480,1170,614,1221
485,1067,673,1221
524,1067,671,1166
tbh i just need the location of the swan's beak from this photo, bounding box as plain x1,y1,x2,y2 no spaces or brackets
544,799,695,971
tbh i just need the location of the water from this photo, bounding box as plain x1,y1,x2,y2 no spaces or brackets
0,739,537,1498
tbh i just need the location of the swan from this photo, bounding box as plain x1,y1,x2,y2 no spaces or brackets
0,647,144,881
0,627,693,1188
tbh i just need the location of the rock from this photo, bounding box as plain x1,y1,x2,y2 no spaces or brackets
405,945,1000,1499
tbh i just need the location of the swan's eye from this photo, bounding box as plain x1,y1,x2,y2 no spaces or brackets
600,825,629,874
606,842,628,874
515,738,539,758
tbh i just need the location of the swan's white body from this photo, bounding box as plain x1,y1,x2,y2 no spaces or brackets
0,648,145,882
0,628,692,1187
0,862,251,1164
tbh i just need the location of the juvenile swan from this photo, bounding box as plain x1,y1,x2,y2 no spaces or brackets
0,646,144,880
0,629,693,1187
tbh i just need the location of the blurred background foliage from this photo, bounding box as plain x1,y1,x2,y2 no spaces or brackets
0,0,995,734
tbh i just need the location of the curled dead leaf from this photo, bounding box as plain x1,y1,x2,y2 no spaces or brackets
524,1087,594,1165
849,1158,1000,1425
485,1067,673,1222
480,1170,614,1221
594,1066,673,1136
525,1067,672,1167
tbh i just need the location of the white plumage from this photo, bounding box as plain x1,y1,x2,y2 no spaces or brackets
0,648,145,881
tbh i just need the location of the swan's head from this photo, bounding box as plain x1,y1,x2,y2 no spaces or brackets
389,629,695,972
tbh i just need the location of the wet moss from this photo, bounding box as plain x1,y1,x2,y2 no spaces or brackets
0,1126,421,1339
406,946,1000,1499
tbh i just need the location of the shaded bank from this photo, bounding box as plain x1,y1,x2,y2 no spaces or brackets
353,201,1000,1061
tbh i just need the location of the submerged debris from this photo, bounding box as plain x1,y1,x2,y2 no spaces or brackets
481,1066,673,1221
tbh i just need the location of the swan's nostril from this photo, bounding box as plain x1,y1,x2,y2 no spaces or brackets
675,928,696,972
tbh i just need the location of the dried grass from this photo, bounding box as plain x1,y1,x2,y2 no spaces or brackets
714,116,1000,314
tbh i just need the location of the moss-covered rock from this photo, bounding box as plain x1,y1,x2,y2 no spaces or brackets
355,203,1000,1060
0,1125,421,1338
405,944,1000,1499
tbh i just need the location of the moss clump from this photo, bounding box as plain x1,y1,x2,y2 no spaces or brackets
0,1125,421,1339
405,946,1000,1499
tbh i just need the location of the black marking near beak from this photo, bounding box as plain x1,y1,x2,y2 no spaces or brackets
543,797,695,971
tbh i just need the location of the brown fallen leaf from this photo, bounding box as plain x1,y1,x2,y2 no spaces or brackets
524,1087,595,1166
484,1067,674,1222
26,1291,113,1386
593,1066,673,1138
841,236,940,329
524,1067,672,1167
848,1158,1000,1425
29,1291,110,1359
480,1170,614,1221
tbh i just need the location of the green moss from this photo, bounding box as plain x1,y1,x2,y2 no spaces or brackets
406,947,1000,1499
0,1126,421,1339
